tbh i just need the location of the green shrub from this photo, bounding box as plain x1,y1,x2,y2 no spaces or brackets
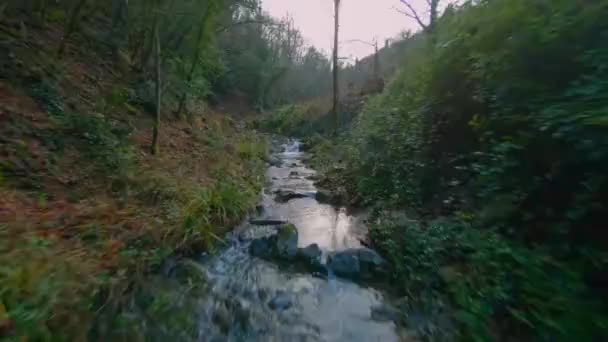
334,1,608,338
371,214,608,340
51,111,135,176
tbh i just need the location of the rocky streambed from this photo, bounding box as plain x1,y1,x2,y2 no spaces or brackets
131,139,405,341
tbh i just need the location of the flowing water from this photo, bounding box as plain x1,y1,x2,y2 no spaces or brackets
144,140,400,341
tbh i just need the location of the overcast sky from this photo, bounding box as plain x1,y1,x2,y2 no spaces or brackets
262,0,421,61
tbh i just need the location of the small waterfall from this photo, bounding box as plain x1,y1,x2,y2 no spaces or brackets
284,140,300,153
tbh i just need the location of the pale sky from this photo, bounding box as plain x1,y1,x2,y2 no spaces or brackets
262,0,421,61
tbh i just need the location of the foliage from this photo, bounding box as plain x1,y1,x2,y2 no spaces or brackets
260,100,331,137
0,4,272,335
371,214,608,341
305,0,608,338
0,230,98,341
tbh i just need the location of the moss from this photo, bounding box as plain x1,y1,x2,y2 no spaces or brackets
278,224,297,240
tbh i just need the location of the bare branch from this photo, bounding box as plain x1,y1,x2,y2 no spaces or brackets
393,6,425,26
396,0,428,30
215,18,272,33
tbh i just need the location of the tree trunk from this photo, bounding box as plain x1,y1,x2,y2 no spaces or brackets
57,0,88,57
109,0,129,54
151,17,161,155
138,5,154,69
373,41,380,79
429,0,439,34
332,0,340,136
175,23,204,117
176,1,213,117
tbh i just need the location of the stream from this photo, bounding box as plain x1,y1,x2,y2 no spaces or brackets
135,140,401,341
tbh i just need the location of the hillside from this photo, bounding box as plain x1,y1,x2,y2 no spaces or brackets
0,2,272,338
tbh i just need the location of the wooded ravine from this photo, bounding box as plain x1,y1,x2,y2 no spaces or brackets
1,0,607,340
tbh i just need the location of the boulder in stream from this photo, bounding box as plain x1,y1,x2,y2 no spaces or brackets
315,188,342,205
276,224,299,259
327,249,360,278
314,188,333,203
274,189,309,202
305,174,320,181
296,243,324,271
212,304,232,333
249,235,277,258
266,156,282,167
327,248,386,280
268,291,293,311
249,224,299,260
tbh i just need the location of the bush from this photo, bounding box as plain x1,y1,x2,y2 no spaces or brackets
329,0,608,339
371,213,608,340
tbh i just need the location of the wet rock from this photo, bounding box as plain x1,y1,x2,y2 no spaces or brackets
268,292,293,311
371,304,400,322
233,299,251,329
358,248,386,274
298,243,322,261
249,218,288,226
257,288,269,301
276,224,299,259
315,188,341,204
327,249,360,278
314,188,332,203
327,248,386,279
274,189,309,202
255,204,265,214
212,305,231,333
297,243,323,271
266,156,281,167
249,224,298,260
249,235,276,257
305,174,320,181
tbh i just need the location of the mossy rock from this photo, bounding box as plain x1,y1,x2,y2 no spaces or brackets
276,224,299,259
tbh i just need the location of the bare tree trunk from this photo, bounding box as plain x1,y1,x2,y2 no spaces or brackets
398,0,441,35
138,5,154,69
373,41,380,79
332,0,340,136
429,0,439,34
176,21,205,117
176,1,213,117
151,17,161,155
57,0,88,57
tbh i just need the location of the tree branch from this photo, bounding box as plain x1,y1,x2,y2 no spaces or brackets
396,0,428,30
215,18,273,33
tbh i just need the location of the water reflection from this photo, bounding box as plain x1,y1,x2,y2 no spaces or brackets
193,139,399,341
264,142,364,251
